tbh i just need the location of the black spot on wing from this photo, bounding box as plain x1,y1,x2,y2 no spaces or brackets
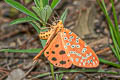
46,52,49,54
52,51,55,54
51,57,57,61
55,44,59,47
59,50,65,55
60,61,66,64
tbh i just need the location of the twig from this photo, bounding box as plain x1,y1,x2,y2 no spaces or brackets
96,47,110,54
0,67,9,80
21,61,38,80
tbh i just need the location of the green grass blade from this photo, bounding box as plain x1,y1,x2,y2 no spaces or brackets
33,69,120,78
5,0,39,21
109,24,120,61
110,0,120,49
60,9,68,24
10,16,35,25
0,48,42,53
110,0,119,30
99,58,120,68
96,0,104,12
56,74,59,80
51,0,61,9
58,74,64,80
97,0,120,61
101,0,113,27
110,45,118,58
33,72,51,78
57,69,119,74
101,0,120,47
50,63,55,80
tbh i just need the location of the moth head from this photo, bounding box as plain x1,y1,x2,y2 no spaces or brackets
51,20,64,32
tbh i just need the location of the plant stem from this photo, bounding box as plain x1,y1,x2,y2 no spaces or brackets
50,63,55,80
33,68,120,79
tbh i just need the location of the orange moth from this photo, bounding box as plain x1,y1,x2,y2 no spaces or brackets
33,20,99,68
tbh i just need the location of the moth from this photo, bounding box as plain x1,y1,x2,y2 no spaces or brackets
33,20,99,68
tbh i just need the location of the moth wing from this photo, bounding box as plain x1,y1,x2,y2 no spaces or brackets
44,32,72,68
61,28,99,68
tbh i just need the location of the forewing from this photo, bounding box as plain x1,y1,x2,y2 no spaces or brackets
61,28,99,68
44,32,72,68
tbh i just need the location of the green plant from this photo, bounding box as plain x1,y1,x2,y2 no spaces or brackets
96,0,120,62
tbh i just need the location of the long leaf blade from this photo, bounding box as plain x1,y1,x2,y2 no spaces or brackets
33,68,120,78
0,48,42,53
5,0,39,21
30,22,40,34
110,0,119,30
58,74,64,80
10,16,35,25
99,58,120,68
51,0,61,9
34,0,40,8
60,9,68,23
39,5,52,23
42,0,49,7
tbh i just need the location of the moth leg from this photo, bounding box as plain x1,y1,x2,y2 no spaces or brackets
33,49,45,61
39,27,52,30
46,27,57,44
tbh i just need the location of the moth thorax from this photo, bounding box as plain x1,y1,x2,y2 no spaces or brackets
56,20,64,32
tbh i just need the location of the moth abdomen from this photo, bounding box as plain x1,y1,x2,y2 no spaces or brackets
39,30,52,40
